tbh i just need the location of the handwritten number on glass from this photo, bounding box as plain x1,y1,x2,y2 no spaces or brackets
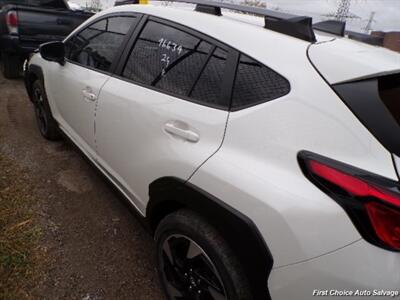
158,38,183,55
161,54,170,67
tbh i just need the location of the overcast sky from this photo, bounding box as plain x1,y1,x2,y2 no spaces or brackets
71,0,399,32
267,0,400,32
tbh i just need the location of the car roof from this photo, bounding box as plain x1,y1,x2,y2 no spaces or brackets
96,4,333,77
105,4,335,43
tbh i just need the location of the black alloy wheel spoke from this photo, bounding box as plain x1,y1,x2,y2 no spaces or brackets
161,235,227,300
207,285,226,300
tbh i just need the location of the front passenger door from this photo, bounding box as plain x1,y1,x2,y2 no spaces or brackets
46,15,138,158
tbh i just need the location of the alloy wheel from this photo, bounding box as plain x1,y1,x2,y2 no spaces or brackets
159,234,227,300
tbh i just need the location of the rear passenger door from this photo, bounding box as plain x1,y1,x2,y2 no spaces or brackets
95,17,236,212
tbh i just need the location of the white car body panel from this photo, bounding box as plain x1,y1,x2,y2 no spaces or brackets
394,155,400,179
95,77,229,213
27,4,400,298
189,60,397,267
309,38,400,84
269,239,400,300
42,59,109,157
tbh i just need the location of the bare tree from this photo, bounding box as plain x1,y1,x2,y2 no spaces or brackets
85,0,102,12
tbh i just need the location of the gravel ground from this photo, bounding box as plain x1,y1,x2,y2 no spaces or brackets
0,71,165,299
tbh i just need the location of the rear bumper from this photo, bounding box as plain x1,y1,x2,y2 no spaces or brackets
0,35,40,56
269,239,400,300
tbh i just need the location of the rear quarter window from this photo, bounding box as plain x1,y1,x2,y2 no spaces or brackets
231,54,290,110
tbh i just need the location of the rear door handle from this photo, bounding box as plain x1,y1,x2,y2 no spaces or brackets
82,88,97,101
164,121,199,143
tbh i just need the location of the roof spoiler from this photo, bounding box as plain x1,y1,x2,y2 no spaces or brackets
151,0,316,42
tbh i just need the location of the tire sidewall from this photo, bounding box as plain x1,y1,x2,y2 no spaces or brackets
32,80,60,140
32,80,50,136
155,213,249,300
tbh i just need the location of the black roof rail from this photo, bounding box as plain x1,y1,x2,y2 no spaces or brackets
313,20,346,37
195,4,221,16
151,0,316,42
346,30,384,46
265,16,315,42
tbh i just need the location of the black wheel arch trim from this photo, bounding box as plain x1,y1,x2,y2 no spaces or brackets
147,176,274,300
25,64,44,101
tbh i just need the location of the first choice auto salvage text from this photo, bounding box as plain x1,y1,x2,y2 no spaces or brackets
313,289,399,297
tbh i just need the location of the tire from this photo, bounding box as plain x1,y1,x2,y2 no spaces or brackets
1,52,20,79
155,209,253,300
32,80,60,140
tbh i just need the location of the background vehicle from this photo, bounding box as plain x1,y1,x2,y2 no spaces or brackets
24,1,400,299
0,0,92,78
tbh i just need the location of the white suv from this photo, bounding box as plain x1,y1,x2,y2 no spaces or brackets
24,1,400,299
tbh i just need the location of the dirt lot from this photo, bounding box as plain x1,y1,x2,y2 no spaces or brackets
0,71,165,299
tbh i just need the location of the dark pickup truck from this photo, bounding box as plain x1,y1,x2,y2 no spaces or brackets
0,0,92,78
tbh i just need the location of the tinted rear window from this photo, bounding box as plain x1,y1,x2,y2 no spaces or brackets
231,54,290,110
379,73,400,126
122,20,230,108
190,47,227,107
333,73,400,158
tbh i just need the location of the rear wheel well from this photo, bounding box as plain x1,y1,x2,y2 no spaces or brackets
148,199,184,233
147,177,273,299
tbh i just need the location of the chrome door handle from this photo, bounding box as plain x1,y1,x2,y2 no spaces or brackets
82,89,97,101
164,121,200,143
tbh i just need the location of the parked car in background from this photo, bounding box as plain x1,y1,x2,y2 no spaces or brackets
0,0,92,78
24,1,400,299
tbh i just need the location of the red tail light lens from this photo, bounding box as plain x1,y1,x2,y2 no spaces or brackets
6,11,18,34
299,151,400,251
309,160,400,207
366,202,400,250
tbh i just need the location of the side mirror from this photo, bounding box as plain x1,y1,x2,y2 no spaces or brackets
39,41,65,65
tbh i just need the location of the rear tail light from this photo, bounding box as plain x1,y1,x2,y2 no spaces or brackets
6,11,18,35
366,202,400,250
299,151,400,251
